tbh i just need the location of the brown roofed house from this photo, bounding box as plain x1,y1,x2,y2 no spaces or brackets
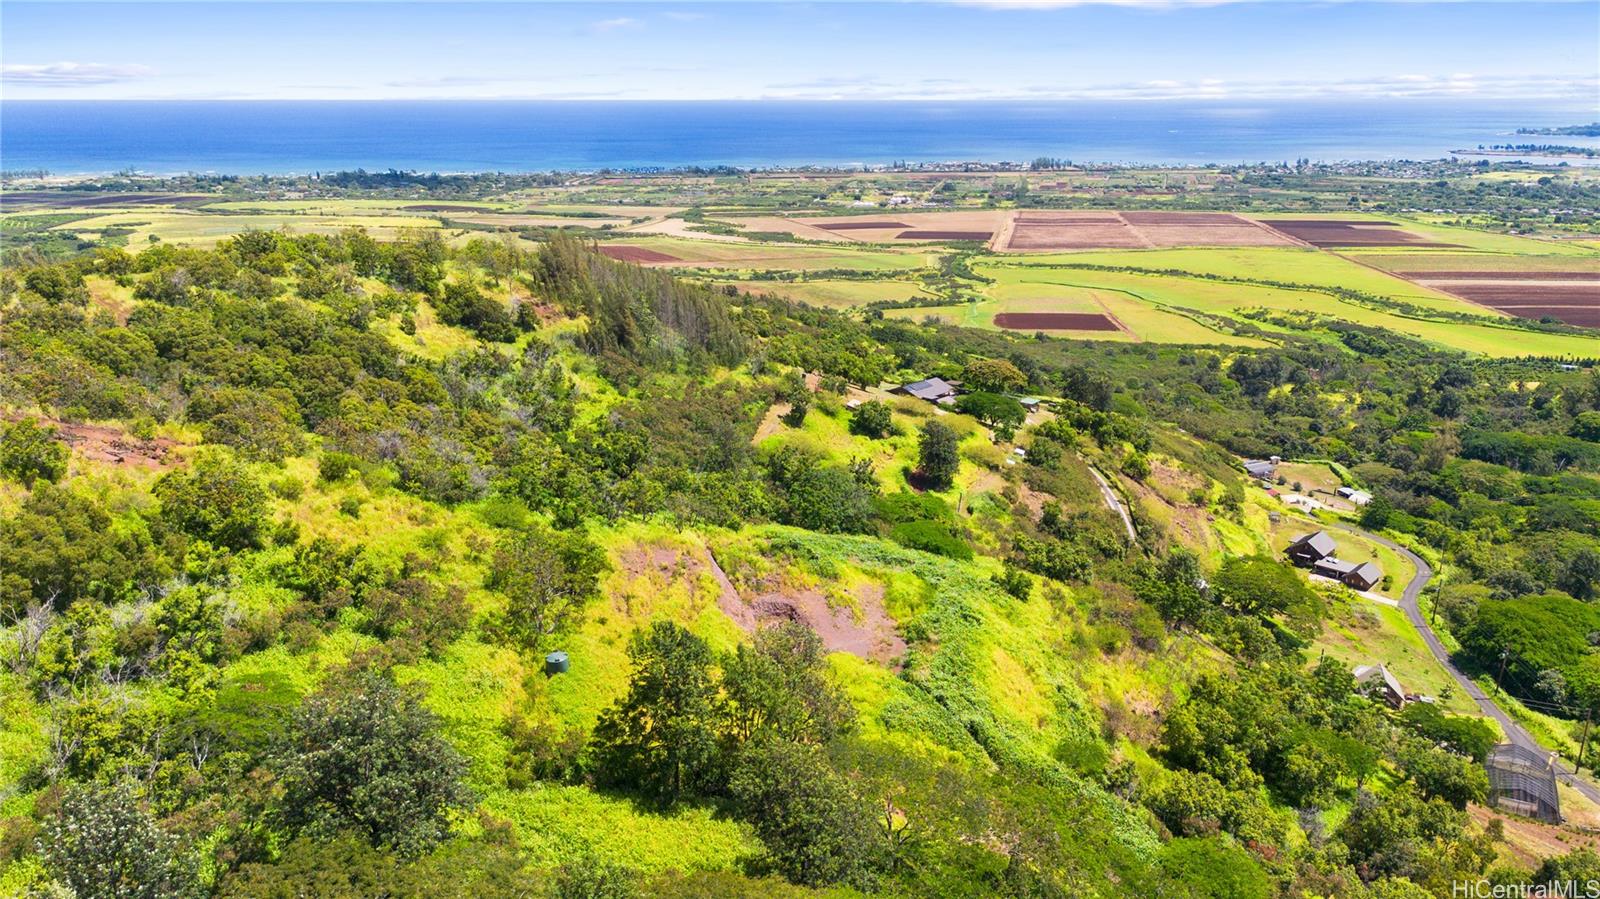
1286,530,1337,567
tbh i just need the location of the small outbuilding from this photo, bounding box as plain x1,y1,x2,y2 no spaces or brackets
1353,663,1407,709
1286,531,1338,567
1337,486,1374,506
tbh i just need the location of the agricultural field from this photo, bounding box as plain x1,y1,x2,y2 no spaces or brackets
582,235,935,272
718,278,934,308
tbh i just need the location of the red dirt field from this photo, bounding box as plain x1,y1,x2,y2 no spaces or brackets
1395,271,1600,281
813,221,911,230
993,312,1118,331
598,245,680,263
896,230,992,241
1500,307,1600,328
1431,284,1598,302
1120,211,1243,225
1260,219,1457,248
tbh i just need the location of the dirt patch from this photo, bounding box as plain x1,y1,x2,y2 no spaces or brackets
994,311,1118,331
7,417,179,469
1415,282,1600,327
707,550,905,665
1468,803,1599,869
598,245,680,263
1259,219,1457,248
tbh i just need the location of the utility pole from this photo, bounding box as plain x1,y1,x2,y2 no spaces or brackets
1581,707,1595,775
1496,649,1509,693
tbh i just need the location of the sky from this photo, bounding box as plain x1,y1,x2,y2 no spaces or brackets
2,1,1598,104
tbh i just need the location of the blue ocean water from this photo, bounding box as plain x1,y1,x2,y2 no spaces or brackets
2,100,1596,175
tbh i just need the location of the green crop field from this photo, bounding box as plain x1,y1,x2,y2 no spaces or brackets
723,278,933,308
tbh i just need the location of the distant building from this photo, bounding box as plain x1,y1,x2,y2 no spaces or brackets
1286,531,1338,567
1337,486,1374,506
1353,663,1407,709
893,377,959,404
1019,397,1041,412
1243,459,1278,479
1486,743,1562,823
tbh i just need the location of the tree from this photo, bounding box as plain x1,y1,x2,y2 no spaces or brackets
722,621,855,747
766,448,876,534
954,392,1025,441
1138,549,1210,626
728,739,880,889
154,450,270,551
486,523,609,649
1213,555,1316,619
849,400,893,439
962,358,1027,394
273,672,474,856
1558,548,1600,601
0,417,69,487
916,421,960,489
1,484,167,614
591,622,723,805
434,280,517,342
39,780,200,899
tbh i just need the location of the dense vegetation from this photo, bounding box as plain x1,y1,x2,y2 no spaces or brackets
3,210,1599,898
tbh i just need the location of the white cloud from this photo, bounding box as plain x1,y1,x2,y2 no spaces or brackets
2,62,155,86
590,16,641,31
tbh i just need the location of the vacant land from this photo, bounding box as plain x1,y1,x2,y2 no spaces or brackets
1003,211,1291,251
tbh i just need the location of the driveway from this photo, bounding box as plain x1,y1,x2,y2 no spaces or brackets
1329,521,1600,804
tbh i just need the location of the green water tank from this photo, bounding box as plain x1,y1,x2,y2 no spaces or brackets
544,651,569,676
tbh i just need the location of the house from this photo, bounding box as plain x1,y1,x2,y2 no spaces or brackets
845,398,862,410
893,377,959,404
1286,531,1338,567
1344,561,1383,591
1311,557,1383,591
1353,663,1407,708
1337,486,1374,506
1019,397,1042,413
1243,459,1278,480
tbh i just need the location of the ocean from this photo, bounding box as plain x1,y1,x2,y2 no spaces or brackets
2,100,1597,176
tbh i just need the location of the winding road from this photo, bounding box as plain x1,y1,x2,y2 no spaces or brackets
1329,521,1600,804
1086,463,1138,544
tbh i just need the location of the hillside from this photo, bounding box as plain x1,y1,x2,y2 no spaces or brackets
4,208,1600,899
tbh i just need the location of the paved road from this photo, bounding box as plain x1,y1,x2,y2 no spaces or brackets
1330,521,1600,804
1085,463,1138,544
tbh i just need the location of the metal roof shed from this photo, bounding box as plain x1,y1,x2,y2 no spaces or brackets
1486,743,1561,823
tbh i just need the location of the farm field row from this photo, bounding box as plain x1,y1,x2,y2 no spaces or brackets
718,278,934,308
588,235,935,272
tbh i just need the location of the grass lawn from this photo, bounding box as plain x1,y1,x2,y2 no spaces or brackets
1316,600,1482,718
